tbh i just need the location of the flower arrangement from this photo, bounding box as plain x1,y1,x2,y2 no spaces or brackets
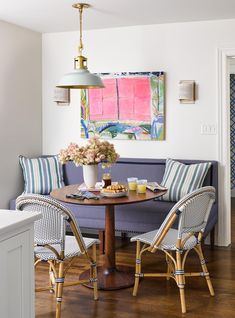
59,137,119,167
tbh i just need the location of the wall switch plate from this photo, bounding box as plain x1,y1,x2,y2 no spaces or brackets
201,124,217,135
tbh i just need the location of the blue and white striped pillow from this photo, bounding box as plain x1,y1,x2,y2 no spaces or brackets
19,155,64,194
160,159,211,202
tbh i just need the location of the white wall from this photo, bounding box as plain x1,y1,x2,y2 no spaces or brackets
42,19,235,160
0,20,42,208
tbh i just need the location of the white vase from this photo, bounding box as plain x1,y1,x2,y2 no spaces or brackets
82,164,98,188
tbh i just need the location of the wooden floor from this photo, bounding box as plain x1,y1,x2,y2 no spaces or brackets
36,202,235,318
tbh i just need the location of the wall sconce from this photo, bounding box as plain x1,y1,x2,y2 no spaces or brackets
54,87,70,106
178,80,195,104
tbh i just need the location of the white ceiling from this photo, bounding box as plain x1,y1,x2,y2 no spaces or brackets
1,0,235,33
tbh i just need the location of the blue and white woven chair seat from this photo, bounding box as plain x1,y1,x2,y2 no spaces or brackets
131,229,197,250
35,236,99,261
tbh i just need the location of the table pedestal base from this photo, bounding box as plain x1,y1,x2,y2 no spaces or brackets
79,265,135,290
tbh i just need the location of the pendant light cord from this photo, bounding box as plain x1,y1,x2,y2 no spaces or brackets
79,6,83,55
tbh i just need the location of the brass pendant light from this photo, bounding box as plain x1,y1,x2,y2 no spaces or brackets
57,3,104,89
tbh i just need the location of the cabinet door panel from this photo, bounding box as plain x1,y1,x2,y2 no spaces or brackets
0,229,34,318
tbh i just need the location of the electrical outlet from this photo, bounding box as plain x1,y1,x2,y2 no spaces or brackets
201,124,217,135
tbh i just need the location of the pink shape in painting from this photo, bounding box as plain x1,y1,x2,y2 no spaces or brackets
88,76,151,121
119,98,134,120
118,77,151,121
89,79,118,120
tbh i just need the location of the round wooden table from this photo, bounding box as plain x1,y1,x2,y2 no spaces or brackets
51,184,166,290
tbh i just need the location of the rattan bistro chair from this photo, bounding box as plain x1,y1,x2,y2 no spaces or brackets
131,186,216,314
16,194,99,318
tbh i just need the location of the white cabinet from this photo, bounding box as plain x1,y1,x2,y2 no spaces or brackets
0,211,41,318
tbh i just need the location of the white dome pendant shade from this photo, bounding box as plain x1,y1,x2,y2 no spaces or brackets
57,3,104,89
57,69,104,89
57,55,104,89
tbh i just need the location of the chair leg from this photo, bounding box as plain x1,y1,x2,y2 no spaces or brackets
49,262,55,294
98,230,105,255
166,254,170,280
133,240,141,296
179,288,186,314
196,243,215,296
176,250,186,314
92,244,98,300
55,261,65,318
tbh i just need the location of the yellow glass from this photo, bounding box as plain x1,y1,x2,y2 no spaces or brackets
128,182,137,191
137,179,147,194
127,177,138,191
137,184,147,193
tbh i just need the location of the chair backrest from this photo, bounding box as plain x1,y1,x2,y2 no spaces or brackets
16,194,87,254
150,186,216,250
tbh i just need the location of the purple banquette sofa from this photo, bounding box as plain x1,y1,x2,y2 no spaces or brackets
10,158,218,246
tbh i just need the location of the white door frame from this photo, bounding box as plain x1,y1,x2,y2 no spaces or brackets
217,48,235,246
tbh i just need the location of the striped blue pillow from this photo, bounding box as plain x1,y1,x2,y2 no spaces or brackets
160,159,211,202
19,155,64,194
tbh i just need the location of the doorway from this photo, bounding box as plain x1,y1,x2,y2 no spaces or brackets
228,57,235,246
216,48,235,247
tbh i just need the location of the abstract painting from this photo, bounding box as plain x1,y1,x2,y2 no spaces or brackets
81,71,165,140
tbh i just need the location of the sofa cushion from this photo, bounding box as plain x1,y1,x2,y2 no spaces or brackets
19,155,64,194
160,158,211,202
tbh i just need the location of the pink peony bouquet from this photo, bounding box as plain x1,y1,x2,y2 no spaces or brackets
59,137,119,167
